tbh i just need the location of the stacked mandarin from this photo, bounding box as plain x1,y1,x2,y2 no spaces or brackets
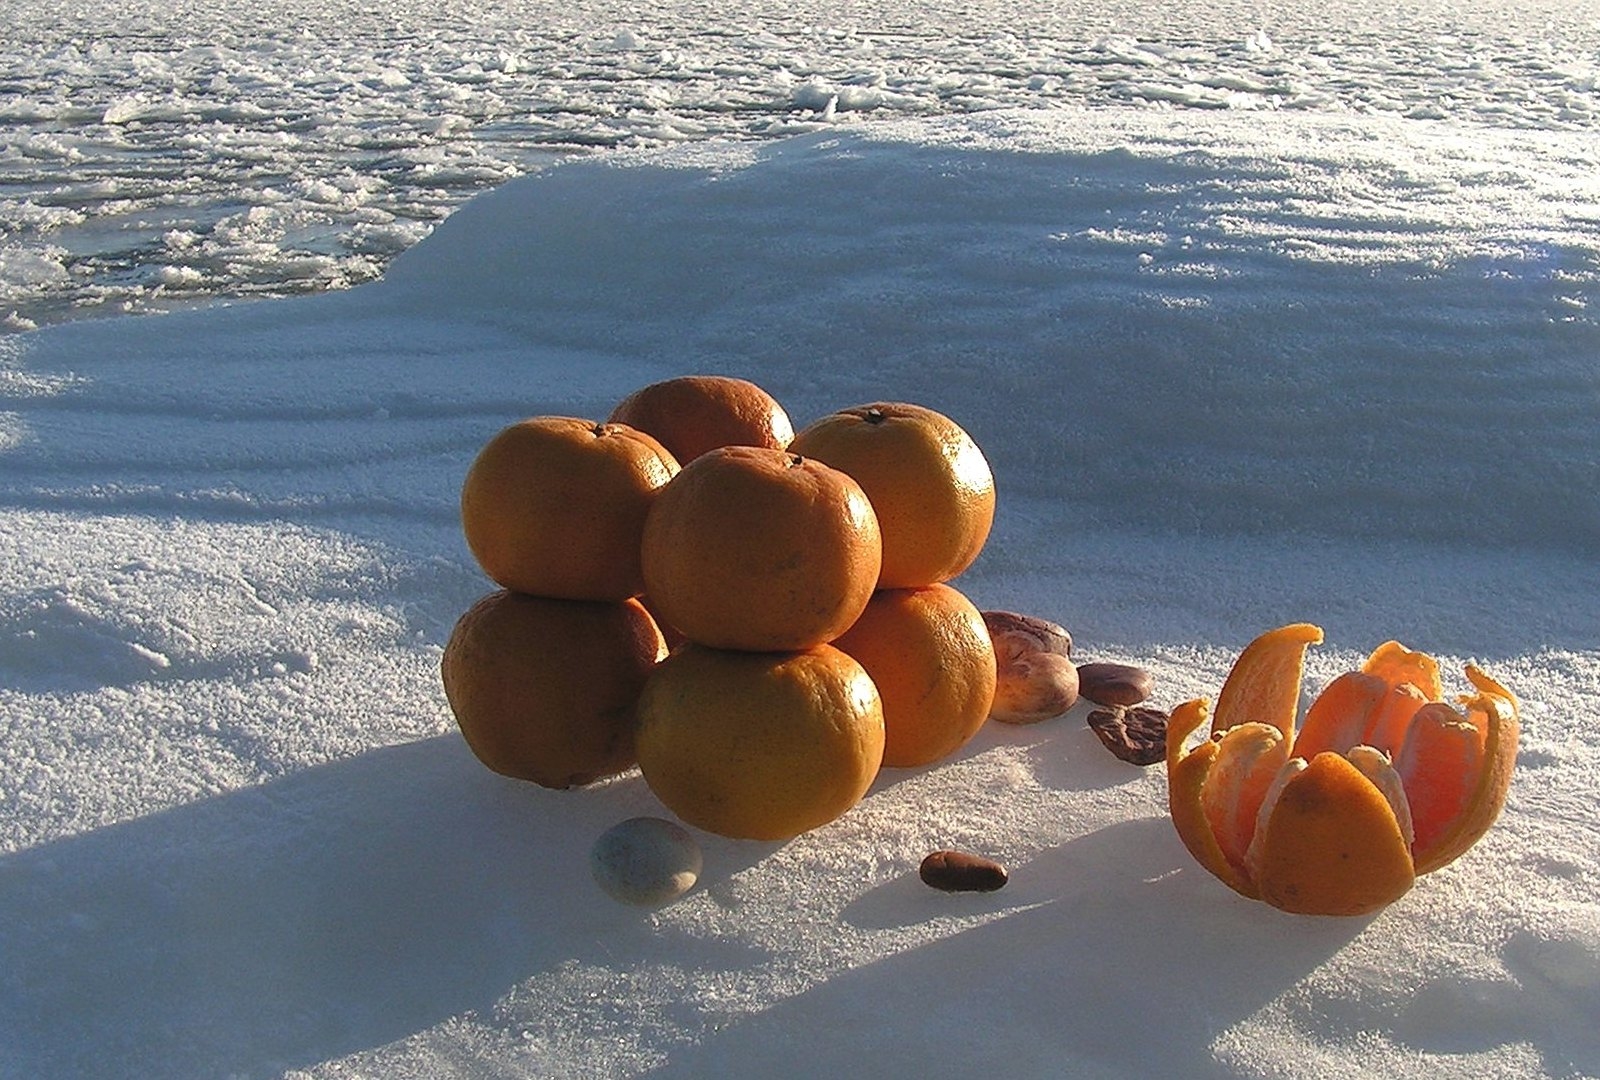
440,374,1518,917
440,375,1011,844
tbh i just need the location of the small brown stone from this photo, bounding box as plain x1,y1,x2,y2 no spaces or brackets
1087,705,1170,766
1076,661,1154,707
919,850,1009,892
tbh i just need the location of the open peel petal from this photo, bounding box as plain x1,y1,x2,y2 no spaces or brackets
1167,698,1259,899
1249,751,1417,917
1362,640,1443,701
1212,623,1324,742
1406,665,1519,875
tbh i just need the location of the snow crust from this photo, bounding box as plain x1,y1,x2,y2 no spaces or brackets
2,104,1599,1078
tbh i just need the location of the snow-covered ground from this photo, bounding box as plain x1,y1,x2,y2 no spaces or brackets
3,0,1599,328
3,3,1600,1078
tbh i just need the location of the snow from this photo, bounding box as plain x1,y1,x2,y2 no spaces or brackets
3,71,1600,1080
4,0,1600,328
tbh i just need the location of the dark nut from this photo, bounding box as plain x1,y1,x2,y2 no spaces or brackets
983,610,1079,724
1087,705,1170,766
1076,661,1154,707
980,610,1072,657
919,850,1009,892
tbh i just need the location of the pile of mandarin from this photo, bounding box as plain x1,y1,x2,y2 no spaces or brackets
441,375,1008,843
439,374,1521,918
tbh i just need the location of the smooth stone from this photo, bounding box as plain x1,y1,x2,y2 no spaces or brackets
590,816,703,906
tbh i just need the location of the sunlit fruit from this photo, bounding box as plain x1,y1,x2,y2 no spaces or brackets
640,445,882,652
441,590,667,788
788,401,995,588
460,416,679,600
607,374,794,464
635,642,885,841
1167,623,1519,916
833,583,997,768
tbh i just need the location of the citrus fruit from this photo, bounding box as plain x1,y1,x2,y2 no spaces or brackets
640,445,881,652
607,374,795,464
460,416,679,601
1167,623,1519,916
635,642,886,841
440,590,667,788
788,402,995,588
833,583,997,768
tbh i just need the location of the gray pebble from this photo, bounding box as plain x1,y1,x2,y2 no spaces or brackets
591,816,703,906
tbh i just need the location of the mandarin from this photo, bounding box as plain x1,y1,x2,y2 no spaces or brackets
441,590,667,788
607,374,795,465
640,446,881,652
1167,623,1520,916
788,402,995,588
833,583,998,768
460,416,679,601
635,642,885,841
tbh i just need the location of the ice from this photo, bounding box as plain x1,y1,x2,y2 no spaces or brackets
4,0,1600,329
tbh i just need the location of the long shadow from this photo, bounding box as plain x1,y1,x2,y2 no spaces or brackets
646,815,1367,1079
0,735,765,1079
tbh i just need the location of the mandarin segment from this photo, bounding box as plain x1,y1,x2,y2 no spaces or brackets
1201,722,1290,876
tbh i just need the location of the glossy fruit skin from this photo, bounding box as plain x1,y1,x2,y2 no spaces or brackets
641,446,882,652
441,590,667,788
788,402,995,589
833,583,998,768
635,642,885,841
1166,624,1520,917
460,416,679,601
607,374,795,465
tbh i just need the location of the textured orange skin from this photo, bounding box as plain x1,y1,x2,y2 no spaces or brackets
1252,752,1417,916
1168,624,1519,916
440,591,667,788
788,402,995,589
832,583,998,768
460,417,679,601
1167,699,1259,899
1410,667,1519,874
607,375,795,465
635,643,886,841
640,446,882,652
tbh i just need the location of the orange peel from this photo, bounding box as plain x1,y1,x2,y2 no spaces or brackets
1167,623,1519,916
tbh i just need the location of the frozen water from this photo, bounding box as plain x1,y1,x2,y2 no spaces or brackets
3,0,1599,328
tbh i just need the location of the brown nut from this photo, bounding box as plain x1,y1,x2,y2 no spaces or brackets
1087,705,1169,766
981,610,1072,657
919,850,1009,892
1076,661,1153,708
983,610,1079,724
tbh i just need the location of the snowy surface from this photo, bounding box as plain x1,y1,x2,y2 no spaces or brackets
4,0,1600,328
3,46,1600,1080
